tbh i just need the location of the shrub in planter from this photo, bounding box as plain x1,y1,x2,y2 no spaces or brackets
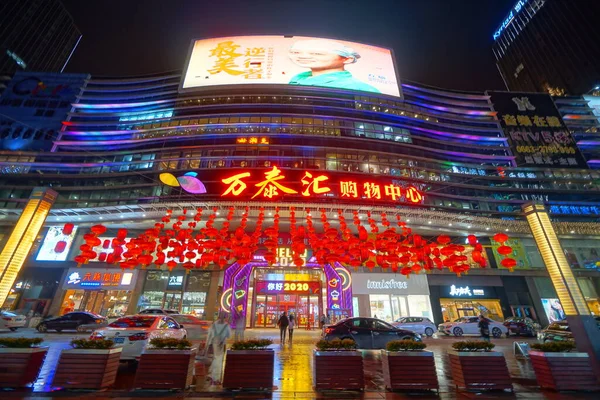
0,338,47,388
134,338,197,390
383,340,438,392
223,339,274,390
448,340,512,392
315,338,357,351
52,338,121,389
529,342,600,391
314,338,364,391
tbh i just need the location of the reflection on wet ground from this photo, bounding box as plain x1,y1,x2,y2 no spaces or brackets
1,328,598,399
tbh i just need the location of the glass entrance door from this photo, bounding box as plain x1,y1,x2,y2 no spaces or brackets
164,292,182,311
253,293,320,328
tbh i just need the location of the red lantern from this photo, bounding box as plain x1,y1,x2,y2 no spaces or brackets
117,229,128,240
54,241,67,253
497,245,513,256
98,252,107,262
437,235,451,245
62,223,74,235
501,258,517,269
467,235,478,246
90,224,107,235
493,233,509,243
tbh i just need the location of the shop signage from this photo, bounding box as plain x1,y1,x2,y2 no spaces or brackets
351,273,429,295
255,280,320,295
167,270,186,289
448,285,485,297
488,91,587,168
159,167,425,205
63,268,137,290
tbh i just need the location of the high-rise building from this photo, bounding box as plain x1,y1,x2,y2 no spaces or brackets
492,0,600,96
1,36,600,328
0,0,82,75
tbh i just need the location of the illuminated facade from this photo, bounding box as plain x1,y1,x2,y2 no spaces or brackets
1,70,600,327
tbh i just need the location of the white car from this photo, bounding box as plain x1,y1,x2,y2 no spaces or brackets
0,310,27,331
90,315,187,360
392,317,437,337
438,316,508,338
170,314,210,341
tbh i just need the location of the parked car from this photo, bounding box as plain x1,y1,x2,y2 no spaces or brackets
537,320,572,343
170,314,210,340
0,310,27,331
392,316,437,337
37,312,106,333
504,317,539,337
90,315,187,360
323,317,421,349
438,316,508,338
138,308,178,315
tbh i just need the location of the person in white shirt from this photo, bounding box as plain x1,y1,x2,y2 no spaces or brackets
288,313,296,342
205,313,231,385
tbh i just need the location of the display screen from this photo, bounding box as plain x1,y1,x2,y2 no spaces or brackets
182,35,401,97
36,225,78,261
541,298,566,323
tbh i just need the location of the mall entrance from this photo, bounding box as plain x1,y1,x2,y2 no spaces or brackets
249,268,324,329
440,298,504,322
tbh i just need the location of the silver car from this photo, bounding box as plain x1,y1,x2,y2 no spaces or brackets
392,316,437,337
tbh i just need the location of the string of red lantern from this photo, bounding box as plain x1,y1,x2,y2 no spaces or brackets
71,206,514,277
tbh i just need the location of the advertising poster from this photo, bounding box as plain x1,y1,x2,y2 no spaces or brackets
490,237,531,269
487,91,587,168
541,298,566,323
36,225,78,261
182,35,401,97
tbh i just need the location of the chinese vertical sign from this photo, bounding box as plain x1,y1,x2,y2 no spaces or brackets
488,91,587,168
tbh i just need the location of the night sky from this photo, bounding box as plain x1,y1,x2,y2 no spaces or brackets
61,0,515,92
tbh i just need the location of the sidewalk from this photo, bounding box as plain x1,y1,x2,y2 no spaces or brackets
2,329,598,399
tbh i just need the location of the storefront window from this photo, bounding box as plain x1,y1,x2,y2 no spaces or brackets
370,294,393,322
440,299,504,322
138,270,169,311
407,295,433,320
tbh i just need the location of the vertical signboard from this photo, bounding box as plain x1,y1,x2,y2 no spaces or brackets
488,91,587,168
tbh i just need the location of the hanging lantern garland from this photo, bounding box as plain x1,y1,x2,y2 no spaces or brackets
72,206,513,277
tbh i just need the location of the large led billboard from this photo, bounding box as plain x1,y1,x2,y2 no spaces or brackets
181,36,401,97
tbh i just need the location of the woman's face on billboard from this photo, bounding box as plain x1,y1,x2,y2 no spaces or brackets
288,40,352,71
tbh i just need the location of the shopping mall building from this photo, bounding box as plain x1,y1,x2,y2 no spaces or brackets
1,36,600,328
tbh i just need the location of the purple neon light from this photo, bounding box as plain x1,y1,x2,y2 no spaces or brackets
71,99,173,109
221,262,355,325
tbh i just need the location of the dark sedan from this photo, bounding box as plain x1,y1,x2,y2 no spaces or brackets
323,317,421,349
37,312,106,333
504,317,539,337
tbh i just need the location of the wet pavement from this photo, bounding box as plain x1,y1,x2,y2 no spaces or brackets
0,328,598,399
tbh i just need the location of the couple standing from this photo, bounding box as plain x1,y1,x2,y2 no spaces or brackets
277,312,295,344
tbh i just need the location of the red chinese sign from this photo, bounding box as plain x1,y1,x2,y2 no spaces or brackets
220,167,424,204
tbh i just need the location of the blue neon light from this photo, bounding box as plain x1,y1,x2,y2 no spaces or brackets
549,205,600,216
494,0,528,40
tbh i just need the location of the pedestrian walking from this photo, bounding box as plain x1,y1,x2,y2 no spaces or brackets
288,314,295,342
277,312,289,344
234,309,245,342
319,314,326,329
478,315,491,342
205,312,231,386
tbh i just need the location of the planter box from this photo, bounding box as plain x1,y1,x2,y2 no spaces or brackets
529,351,600,391
134,348,197,390
223,349,274,390
382,350,438,392
448,350,513,392
0,347,48,388
52,347,121,389
314,350,364,391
